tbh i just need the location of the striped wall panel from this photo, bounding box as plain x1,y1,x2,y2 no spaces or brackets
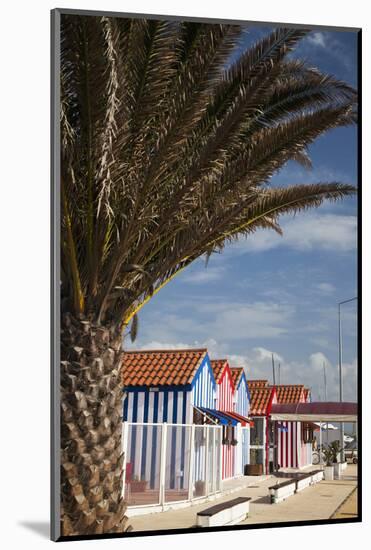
191,356,216,483
278,421,298,469
235,377,250,417
191,355,216,409
216,369,235,479
217,369,234,412
123,354,217,491
277,421,313,469
123,388,191,424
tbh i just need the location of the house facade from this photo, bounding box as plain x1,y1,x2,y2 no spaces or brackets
247,380,277,474
122,349,217,500
269,384,313,470
122,348,216,425
211,359,236,479
247,380,313,472
231,368,251,476
121,349,252,509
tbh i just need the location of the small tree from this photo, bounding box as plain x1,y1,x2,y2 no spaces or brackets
329,440,343,463
322,446,334,467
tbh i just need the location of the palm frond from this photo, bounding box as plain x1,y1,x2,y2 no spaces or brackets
60,17,358,324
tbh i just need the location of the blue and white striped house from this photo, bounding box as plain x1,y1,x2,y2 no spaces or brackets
231,368,251,475
121,349,217,496
122,348,216,424
231,368,250,417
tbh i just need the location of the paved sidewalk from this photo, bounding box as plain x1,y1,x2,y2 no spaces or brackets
129,465,358,531
332,487,358,519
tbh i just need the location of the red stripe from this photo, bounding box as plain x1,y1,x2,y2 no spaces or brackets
281,424,283,467
285,422,288,467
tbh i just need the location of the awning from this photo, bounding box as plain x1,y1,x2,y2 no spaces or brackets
196,406,253,426
313,422,338,430
270,402,357,422
223,410,254,427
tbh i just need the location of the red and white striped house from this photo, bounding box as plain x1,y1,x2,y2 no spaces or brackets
211,359,236,480
270,384,312,469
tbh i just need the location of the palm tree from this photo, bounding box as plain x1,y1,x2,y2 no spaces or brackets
59,14,357,536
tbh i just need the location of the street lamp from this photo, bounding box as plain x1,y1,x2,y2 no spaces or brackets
338,296,357,463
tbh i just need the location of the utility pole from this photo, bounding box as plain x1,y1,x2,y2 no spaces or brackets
272,353,276,385
323,361,328,444
278,363,281,385
338,297,357,463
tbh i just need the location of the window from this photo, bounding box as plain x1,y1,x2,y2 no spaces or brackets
222,425,237,445
302,423,314,443
250,418,265,446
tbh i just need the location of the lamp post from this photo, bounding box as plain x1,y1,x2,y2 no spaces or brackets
338,296,357,463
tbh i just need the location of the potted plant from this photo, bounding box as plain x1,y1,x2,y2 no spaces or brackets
322,446,334,480
129,475,148,492
244,440,263,475
329,441,343,479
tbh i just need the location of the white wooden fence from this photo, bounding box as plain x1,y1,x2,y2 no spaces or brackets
122,422,223,508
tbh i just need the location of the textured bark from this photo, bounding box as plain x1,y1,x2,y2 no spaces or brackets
60,313,131,536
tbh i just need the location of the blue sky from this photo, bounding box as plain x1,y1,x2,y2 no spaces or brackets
126,27,358,402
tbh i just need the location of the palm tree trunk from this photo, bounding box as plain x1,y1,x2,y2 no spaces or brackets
60,313,131,536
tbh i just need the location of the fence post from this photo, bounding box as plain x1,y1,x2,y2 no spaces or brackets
188,424,195,501
122,422,128,498
236,424,241,477
211,428,215,494
205,426,210,496
219,426,223,488
159,423,167,507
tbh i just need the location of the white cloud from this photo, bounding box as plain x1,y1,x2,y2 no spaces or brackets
309,351,330,372
229,213,357,254
182,265,226,284
306,32,326,48
315,282,336,294
204,301,295,340
132,341,192,351
126,332,358,403
293,31,355,74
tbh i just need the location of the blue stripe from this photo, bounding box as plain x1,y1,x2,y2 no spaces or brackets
172,390,178,423
163,391,169,422
132,392,138,422
140,392,150,479
153,392,159,422
123,392,129,421
150,392,159,489
182,390,187,424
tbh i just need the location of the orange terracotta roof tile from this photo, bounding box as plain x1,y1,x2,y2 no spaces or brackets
249,387,274,415
121,348,207,387
270,384,305,404
211,359,228,383
230,367,244,387
246,379,269,388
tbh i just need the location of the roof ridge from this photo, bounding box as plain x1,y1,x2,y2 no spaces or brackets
124,348,207,354
270,383,304,387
